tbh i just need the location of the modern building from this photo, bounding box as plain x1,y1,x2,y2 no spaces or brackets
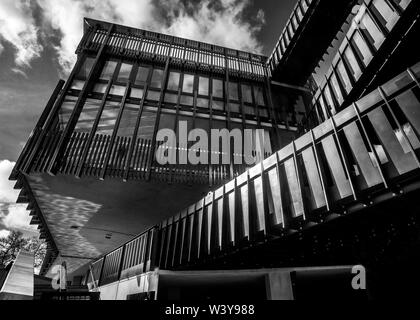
9,0,420,299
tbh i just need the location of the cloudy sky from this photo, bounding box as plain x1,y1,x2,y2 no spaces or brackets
0,0,297,238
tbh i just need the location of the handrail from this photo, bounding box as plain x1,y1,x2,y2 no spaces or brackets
88,62,420,287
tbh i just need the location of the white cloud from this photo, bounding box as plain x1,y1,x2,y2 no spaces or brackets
0,0,43,67
0,0,265,74
0,160,36,234
0,229,10,238
37,0,160,74
2,204,33,232
11,68,29,79
0,160,19,203
164,0,265,53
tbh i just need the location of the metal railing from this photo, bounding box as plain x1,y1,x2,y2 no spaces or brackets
88,62,420,287
78,19,268,80
267,0,315,75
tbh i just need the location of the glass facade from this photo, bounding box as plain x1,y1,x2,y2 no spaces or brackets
305,0,412,127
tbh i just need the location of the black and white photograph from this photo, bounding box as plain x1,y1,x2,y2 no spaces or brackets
0,0,419,309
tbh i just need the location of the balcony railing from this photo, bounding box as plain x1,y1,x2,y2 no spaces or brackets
78,19,268,80
26,128,255,185
88,62,420,287
302,0,415,128
267,0,315,75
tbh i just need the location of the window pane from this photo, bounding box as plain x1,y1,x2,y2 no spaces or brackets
147,90,160,101
359,12,385,50
151,69,164,88
60,96,77,129
110,85,126,96
180,95,194,106
229,82,239,100
254,86,266,106
198,77,209,95
343,45,362,81
244,105,256,115
197,98,209,109
130,88,144,99
394,0,412,10
167,71,180,91
117,63,133,83
212,79,224,98
100,61,117,80
183,74,195,93
241,84,253,103
164,93,178,104
323,86,336,115
70,80,84,90
135,66,150,85
137,111,157,140
336,60,353,94
212,100,224,111
77,57,94,79
75,98,102,132
372,0,399,31
330,72,344,105
97,101,120,135
93,83,107,94
229,103,240,113
117,103,140,137
259,108,269,118
352,30,373,66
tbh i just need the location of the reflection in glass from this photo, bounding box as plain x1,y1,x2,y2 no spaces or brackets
136,111,157,140
100,61,117,80
229,82,239,100
135,66,150,85
117,103,140,137
110,85,126,96
183,74,195,93
241,84,253,104
212,100,224,111
198,77,209,96
97,101,121,135
150,69,164,88
254,86,265,106
77,57,94,79
117,63,133,83
197,98,209,109
213,79,224,98
130,88,144,99
75,98,101,132
167,72,180,91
